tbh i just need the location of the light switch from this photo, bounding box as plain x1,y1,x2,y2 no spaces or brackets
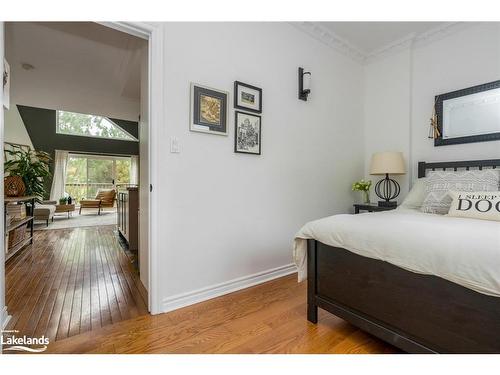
170,136,180,153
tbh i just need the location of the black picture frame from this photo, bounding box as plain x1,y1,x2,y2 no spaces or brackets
190,83,228,136
234,111,261,155
234,81,262,114
435,80,500,146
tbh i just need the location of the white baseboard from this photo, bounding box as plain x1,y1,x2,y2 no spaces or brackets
1,306,11,330
160,263,297,313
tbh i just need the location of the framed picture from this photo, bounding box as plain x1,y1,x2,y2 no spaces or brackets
234,81,262,113
190,83,229,136
3,58,10,110
235,111,261,155
4,142,31,162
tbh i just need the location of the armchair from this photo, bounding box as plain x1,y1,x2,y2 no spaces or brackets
79,189,116,215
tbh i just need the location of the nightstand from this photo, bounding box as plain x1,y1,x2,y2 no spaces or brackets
353,203,397,214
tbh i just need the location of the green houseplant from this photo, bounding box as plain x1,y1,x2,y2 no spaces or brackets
352,179,372,204
4,148,51,201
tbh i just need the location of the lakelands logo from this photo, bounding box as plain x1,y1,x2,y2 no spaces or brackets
1,330,49,353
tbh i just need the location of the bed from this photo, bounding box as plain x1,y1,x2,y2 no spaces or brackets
294,159,500,353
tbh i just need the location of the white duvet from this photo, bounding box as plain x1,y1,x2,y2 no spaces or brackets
293,208,500,297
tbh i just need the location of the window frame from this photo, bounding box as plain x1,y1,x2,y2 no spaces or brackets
56,110,139,142
65,153,134,200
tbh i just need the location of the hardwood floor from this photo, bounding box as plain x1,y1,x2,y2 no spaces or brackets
5,225,148,343
44,274,399,354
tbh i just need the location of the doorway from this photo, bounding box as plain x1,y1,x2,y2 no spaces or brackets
1,21,160,348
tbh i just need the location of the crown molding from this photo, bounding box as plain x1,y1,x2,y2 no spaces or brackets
293,22,481,65
291,22,366,63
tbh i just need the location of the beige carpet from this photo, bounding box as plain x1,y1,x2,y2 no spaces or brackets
34,210,117,230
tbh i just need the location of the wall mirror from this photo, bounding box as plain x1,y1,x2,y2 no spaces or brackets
435,80,500,146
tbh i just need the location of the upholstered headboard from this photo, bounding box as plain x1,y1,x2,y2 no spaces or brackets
417,159,500,178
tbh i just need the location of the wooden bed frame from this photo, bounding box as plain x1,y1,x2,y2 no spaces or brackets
307,158,500,353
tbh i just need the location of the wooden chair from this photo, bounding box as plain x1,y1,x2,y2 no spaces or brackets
79,189,116,215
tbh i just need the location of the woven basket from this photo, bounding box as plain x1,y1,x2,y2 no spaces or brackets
4,176,26,197
8,225,26,248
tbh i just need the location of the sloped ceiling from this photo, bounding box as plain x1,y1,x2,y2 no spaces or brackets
5,22,147,121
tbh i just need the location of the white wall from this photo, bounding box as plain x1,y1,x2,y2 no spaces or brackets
411,23,500,179
3,104,33,148
364,23,500,198
363,49,411,203
0,21,8,335
157,22,365,311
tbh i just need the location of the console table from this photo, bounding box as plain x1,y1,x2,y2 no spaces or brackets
117,187,138,251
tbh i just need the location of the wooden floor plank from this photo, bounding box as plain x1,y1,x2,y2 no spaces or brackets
5,225,148,343
68,229,86,337
79,229,92,334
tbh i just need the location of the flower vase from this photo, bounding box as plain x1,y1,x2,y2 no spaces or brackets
363,191,370,204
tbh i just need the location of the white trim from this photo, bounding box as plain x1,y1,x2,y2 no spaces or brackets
291,22,365,63
101,22,164,315
1,307,11,329
293,22,480,65
161,264,297,313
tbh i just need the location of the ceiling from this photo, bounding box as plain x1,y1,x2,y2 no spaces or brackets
5,22,147,121
319,22,448,55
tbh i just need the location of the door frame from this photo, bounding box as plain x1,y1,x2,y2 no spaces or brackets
0,21,164,333
99,22,163,315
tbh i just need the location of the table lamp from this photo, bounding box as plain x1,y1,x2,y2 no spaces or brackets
369,151,406,207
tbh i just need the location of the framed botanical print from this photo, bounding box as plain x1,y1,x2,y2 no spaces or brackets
234,81,262,113
190,83,229,135
235,111,261,155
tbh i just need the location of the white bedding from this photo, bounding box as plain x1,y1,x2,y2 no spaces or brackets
293,208,500,297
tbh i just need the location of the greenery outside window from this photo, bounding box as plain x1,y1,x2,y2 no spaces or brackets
65,154,132,203
56,110,138,141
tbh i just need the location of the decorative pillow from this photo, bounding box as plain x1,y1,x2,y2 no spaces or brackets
399,177,428,210
421,170,500,214
447,191,500,222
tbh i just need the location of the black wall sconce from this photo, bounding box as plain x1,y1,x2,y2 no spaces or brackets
298,67,311,101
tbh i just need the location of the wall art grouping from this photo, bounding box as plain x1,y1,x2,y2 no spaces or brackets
190,80,263,155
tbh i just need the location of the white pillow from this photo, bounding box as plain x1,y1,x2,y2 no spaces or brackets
399,178,428,210
447,191,500,222
421,170,500,215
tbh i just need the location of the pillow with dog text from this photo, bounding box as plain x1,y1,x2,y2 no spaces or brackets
447,191,500,222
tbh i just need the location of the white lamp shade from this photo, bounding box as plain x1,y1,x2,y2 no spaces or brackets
369,151,406,175
303,72,311,91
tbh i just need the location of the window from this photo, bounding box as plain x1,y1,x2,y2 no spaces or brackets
65,154,133,203
56,110,138,141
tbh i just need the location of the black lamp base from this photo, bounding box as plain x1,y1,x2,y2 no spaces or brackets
378,200,397,207
374,173,401,207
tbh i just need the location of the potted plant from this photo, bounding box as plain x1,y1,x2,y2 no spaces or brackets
4,148,51,202
352,179,372,204
59,197,68,205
